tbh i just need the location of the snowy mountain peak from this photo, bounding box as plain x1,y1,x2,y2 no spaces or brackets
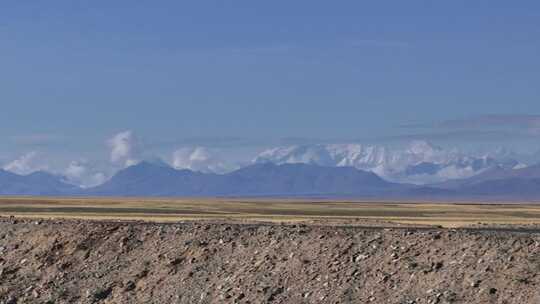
253,141,521,184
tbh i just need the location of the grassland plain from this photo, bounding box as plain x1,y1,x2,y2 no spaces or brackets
1,197,540,228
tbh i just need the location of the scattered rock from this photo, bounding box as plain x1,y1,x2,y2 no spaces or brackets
407,261,418,269
354,254,369,262
0,218,537,303
470,280,481,288
90,286,113,301
124,281,136,291
5,296,17,304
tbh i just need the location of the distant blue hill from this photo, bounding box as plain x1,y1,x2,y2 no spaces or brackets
404,162,442,176
88,161,406,197
88,161,217,197
0,169,79,196
431,164,540,199
2,161,540,200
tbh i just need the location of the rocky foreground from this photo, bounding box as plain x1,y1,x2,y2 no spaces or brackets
0,217,539,304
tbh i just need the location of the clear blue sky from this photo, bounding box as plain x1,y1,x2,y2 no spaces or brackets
1,1,540,161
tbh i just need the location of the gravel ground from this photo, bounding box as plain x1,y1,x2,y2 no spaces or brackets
0,217,539,304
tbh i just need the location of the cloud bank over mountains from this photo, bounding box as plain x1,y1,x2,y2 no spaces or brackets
172,147,237,174
0,130,538,188
63,160,107,188
3,152,48,175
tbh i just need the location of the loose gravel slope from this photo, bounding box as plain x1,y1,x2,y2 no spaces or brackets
0,217,539,303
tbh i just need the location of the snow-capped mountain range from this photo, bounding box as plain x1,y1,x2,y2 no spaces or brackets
0,140,531,192
253,141,522,184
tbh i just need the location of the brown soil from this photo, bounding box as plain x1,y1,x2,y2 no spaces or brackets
0,217,539,304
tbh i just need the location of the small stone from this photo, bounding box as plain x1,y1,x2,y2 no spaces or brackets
169,257,183,266
354,254,369,262
5,296,17,304
489,288,497,295
92,286,113,300
124,281,136,291
470,280,481,288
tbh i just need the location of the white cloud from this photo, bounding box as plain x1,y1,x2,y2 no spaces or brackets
3,153,107,187
65,161,86,178
172,147,235,174
3,152,48,175
63,160,107,188
108,131,139,167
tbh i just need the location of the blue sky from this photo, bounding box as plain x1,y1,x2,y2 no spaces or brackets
1,1,540,172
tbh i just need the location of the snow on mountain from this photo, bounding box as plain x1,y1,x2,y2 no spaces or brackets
255,144,390,171
254,141,522,184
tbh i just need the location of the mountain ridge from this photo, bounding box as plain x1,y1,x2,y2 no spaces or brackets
88,161,405,197
1,161,540,200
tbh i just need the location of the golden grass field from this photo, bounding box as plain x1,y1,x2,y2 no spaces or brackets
1,197,540,228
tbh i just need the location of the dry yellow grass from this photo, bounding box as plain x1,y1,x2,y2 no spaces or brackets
1,197,540,227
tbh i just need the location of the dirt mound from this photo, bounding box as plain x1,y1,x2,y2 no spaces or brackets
0,217,539,303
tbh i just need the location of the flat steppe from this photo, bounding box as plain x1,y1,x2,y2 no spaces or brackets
1,197,540,227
